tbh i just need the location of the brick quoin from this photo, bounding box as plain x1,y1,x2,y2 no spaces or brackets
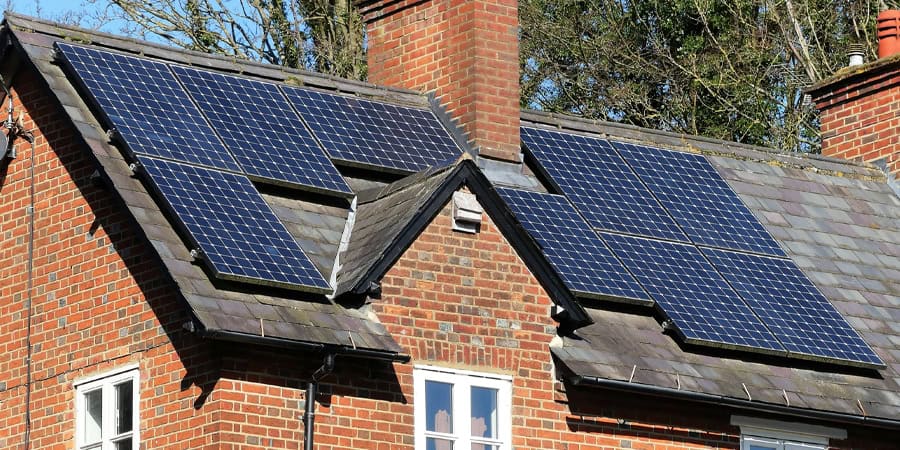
359,0,521,163
810,60,900,176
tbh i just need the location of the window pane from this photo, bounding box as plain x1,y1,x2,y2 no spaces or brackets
427,437,454,450
471,445,498,450
83,389,103,443
749,446,777,450
115,381,133,433
426,381,453,433
113,437,133,450
470,386,497,439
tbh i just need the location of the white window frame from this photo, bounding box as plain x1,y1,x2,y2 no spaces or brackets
732,415,845,450
414,365,512,450
74,365,140,450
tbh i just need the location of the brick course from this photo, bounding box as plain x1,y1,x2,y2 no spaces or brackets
811,64,900,176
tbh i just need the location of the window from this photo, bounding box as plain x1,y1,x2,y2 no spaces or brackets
732,415,845,450
75,366,139,450
414,365,512,450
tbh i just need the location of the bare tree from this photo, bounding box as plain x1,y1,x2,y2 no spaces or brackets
102,0,366,79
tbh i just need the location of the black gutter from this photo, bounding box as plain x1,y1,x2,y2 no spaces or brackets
569,375,900,430
197,327,411,363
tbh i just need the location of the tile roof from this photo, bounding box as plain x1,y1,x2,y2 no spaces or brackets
525,113,900,424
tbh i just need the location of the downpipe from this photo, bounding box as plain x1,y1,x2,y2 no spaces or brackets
304,353,336,450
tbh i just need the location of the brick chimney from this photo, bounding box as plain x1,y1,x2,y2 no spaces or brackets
358,0,521,163
808,10,900,176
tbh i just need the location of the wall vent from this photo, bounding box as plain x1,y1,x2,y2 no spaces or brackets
452,191,482,234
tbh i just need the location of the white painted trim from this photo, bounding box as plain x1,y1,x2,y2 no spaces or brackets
75,366,140,450
73,364,140,387
414,365,512,450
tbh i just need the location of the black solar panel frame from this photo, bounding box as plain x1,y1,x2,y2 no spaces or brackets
612,141,787,257
54,42,241,172
703,247,885,369
521,126,689,242
601,232,787,355
284,86,462,173
170,65,353,197
497,187,652,305
137,156,332,294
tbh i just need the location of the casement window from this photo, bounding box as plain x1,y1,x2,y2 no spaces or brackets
414,365,512,450
732,415,845,450
75,366,140,450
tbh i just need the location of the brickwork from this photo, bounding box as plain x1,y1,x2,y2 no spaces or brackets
0,68,217,449
362,0,521,162
811,63,900,176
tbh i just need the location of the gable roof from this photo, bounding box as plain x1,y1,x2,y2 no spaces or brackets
0,12,421,360
3,12,898,427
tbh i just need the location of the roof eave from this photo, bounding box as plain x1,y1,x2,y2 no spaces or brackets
568,374,900,431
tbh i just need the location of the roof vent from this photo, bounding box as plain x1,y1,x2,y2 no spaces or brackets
848,43,866,66
452,191,483,234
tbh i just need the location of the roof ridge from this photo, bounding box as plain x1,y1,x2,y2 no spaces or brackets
3,11,427,103
520,109,887,182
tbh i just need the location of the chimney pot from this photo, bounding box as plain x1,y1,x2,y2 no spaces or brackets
877,10,900,59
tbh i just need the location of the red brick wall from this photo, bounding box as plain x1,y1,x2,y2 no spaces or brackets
0,68,217,449
362,0,521,162
811,64,900,176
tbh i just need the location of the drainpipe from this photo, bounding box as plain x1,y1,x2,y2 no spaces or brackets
304,353,336,450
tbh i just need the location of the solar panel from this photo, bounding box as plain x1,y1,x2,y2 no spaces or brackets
55,42,239,171
171,66,352,195
522,127,687,241
139,156,331,292
498,188,650,303
703,248,884,367
601,232,784,352
613,141,785,256
284,87,461,172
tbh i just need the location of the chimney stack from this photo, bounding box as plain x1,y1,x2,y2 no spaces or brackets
807,10,900,176
358,0,521,164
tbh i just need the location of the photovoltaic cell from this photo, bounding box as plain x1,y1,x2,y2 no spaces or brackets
522,127,687,241
55,42,239,171
171,66,352,194
140,156,331,292
613,141,786,256
601,232,784,352
498,188,650,303
703,248,883,367
284,87,461,172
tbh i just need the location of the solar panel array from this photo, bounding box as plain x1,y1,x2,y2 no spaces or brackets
523,125,882,367
498,188,649,303
171,66,352,194
522,127,687,241
285,87,461,172
56,43,240,171
601,233,785,352
141,157,331,292
703,248,883,366
614,141,786,256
